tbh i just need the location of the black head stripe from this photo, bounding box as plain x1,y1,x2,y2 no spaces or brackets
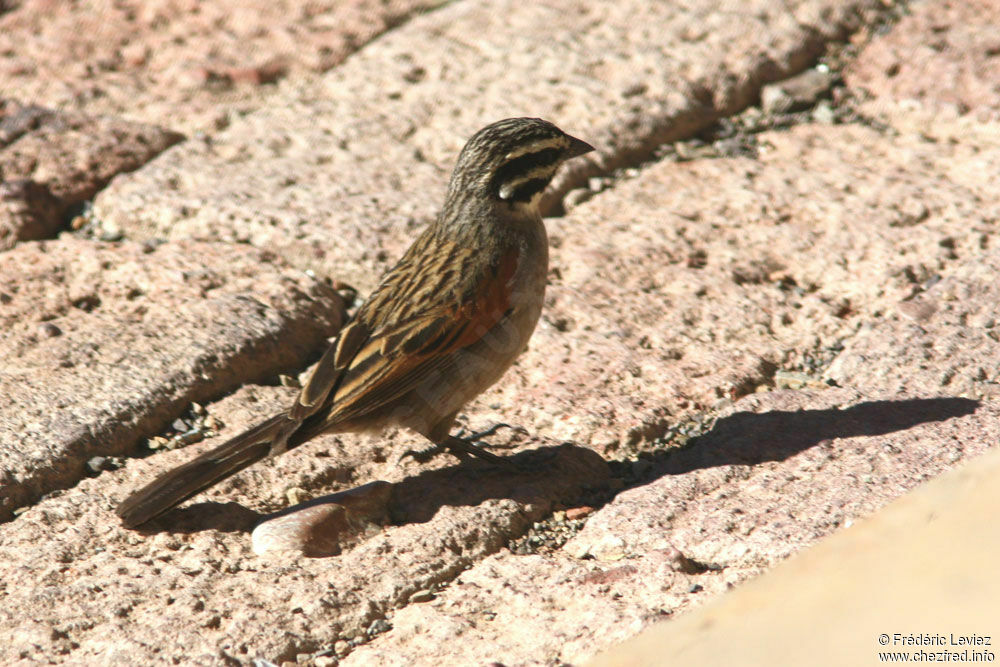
504,177,549,203
491,147,561,198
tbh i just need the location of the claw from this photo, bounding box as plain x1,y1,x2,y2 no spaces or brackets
442,435,515,468
453,422,526,442
398,443,448,464
400,424,525,468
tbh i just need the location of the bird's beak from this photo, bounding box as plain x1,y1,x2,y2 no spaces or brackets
565,134,595,159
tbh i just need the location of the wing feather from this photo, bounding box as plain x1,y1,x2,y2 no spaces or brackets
288,319,369,421
319,234,518,425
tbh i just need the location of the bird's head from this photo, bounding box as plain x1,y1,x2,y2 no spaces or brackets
444,117,594,216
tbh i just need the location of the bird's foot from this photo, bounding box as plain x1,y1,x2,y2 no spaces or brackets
445,423,525,467
399,442,447,464
453,422,525,444
399,423,525,467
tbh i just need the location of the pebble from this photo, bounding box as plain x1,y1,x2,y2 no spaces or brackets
252,481,391,558
565,505,595,521
409,589,435,603
86,456,107,473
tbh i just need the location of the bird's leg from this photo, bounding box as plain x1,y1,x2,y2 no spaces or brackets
443,422,521,466
400,423,522,466
398,441,461,464
454,422,524,443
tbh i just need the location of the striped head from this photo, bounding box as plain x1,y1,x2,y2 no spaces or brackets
443,117,594,216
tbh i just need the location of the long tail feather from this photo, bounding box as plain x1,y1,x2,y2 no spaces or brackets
117,413,289,527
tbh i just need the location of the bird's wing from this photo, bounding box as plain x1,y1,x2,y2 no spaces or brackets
290,231,519,430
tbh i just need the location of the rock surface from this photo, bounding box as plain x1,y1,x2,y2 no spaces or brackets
0,0,447,133
591,436,1000,667
0,0,998,664
346,390,992,666
91,0,880,291
0,99,182,249
846,0,1000,117
0,238,343,521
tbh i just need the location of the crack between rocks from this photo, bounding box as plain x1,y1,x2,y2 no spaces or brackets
541,0,915,217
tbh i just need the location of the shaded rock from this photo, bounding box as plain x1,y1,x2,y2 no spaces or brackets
0,178,61,249
565,390,984,572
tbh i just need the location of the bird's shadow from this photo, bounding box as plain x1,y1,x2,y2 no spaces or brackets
133,396,979,535
647,396,980,477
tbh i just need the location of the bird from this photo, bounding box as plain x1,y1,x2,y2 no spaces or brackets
117,117,594,527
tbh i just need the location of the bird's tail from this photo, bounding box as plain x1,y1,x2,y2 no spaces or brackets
117,412,290,528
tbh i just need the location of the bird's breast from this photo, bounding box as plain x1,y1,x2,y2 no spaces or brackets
503,216,549,351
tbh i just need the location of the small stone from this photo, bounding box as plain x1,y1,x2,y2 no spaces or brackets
811,100,837,125
38,322,62,338
226,58,288,85
147,436,169,450
367,619,391,636
409,589,435,603
121,43,150,67
761,68,835,114
594,536,627,561
286,487,308,506
563,187,594,210
774,370,827,390
760,87,793,115
897,298,938,322
565,506,595,521
891,201,930,227
86,456,108,473
403,66,427,83
657,545,709,574
621,82,647,97
99,226,124,242
252,481,391,557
